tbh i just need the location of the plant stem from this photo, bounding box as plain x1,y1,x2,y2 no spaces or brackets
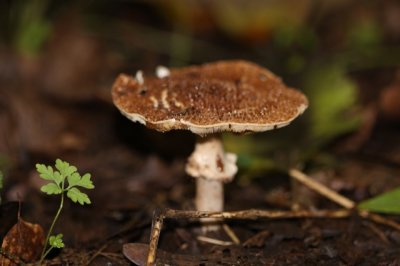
39,190,64,263
41,246,54,262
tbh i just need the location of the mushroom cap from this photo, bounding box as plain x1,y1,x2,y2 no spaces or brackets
112,60,308,135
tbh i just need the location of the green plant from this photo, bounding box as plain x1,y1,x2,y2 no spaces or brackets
36,159,94,264
358,187,400,214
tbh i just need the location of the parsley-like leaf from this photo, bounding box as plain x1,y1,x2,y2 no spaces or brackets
49,234,64,248
36,159,94,264
52,171,63,186
41,183,62,195
67,172,81,187
36,164,54,180
67,187,91,205
78,173,94,189
55,159,77,178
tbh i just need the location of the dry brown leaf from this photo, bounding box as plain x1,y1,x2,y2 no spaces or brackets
0,219,45,266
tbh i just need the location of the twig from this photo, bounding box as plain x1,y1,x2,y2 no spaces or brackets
362,221,390,245
360,211,400,231
146,208,351,265
289,169,400,231
145,170,400,265
222,224,240,244
162,208,351,220
289,169,355,209
97,252,125,264
197,236,234,246
147,209,165,266
87,243,108,265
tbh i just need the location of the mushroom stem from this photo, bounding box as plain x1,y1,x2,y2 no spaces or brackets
186,135,238,214
196,178,224,212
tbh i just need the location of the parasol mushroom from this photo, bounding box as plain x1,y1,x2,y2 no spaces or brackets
112,60,308,215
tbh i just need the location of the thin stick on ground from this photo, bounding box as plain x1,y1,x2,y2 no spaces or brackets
360,211,400,231
145,169,400,265
146,208,351,265
289,169,400,231
222,224,241,244
147,210,165,266
87,243,108,265
362,221,390,245
197,236,234,246
289,169,355,209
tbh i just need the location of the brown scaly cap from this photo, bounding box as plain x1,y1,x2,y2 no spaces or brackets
112,60,308,135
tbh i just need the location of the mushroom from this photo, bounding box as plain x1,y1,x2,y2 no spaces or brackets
112,60,308,215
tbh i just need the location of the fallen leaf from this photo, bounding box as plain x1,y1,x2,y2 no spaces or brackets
358,187,400,214
0,218,45,266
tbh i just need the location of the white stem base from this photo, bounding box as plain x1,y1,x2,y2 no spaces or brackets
196,178,224,212
196,178,223,231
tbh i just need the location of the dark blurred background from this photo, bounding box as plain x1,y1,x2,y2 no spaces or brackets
1,0,399,172
1,0,400,262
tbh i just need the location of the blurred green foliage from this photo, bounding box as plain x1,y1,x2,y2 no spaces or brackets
235,154,277,184
210,0,310,43
0,154,9,167
273,25,317,74
14,0,51,57
347,19,382,50
359,188,400,214
1,0,52,57
305,64,361,144
0,171,3,204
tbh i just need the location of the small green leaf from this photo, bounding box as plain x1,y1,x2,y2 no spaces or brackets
55,159,77,178
67,172,81,187
35,159,94,263
52,171,63,186
36,164,54,180
65,165,77,177
358,187,400,214
49,234,64,248
67,187,91,205
41,183,62,195
77,173,94,189
55,159,67,172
